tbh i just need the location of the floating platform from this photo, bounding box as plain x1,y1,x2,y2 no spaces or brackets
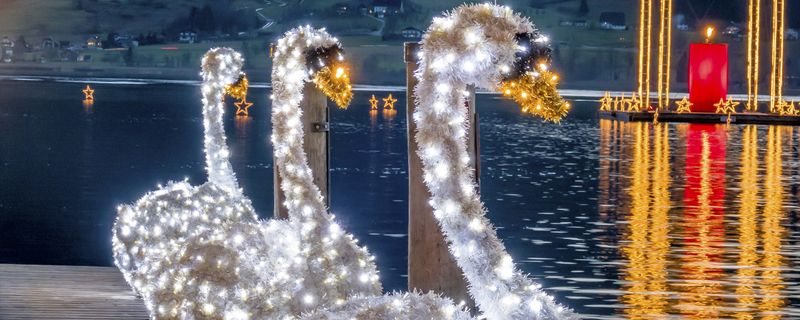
600,110,800,125
0,264,148,319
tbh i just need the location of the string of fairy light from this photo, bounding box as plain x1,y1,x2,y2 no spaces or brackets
768,0,786,113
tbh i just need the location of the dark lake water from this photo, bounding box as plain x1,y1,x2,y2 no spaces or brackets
1,80,799,318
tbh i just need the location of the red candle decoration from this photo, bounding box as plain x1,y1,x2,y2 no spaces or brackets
689,43,728,112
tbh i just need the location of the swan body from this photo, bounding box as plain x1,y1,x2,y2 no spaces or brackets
112,46,380,319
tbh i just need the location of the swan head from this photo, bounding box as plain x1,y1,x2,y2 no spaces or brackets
307,43,353,109
201,47,245,90
499,32,570,122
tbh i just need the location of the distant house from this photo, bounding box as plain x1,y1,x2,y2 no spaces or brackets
179,31,197,44
86,35,102,49
334,3,351,16
41,37,58,49
599,12,626,30
114,34,137,48
372,0,403,19
560,20,588,28
1,37,14,63
401,27,422,39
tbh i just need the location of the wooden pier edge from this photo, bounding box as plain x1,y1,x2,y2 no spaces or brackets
0,264,149,319
405,42,475,307
274,80,331,218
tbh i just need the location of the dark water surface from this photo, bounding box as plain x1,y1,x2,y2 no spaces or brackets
1,81,799,318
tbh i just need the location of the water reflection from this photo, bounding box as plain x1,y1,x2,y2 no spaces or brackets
601,120,798,318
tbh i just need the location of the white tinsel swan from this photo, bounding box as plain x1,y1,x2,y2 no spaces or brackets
410,4,575,319
302,4,575,319
112,47,381,319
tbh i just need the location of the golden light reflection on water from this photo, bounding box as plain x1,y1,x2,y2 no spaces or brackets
601,120,794,319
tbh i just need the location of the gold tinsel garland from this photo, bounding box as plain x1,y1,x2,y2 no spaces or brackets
500,70,570,122
313,65,353,109
225,74,249,100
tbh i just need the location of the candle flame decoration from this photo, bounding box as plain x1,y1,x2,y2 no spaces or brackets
308,44,353,109
499,32,569,122
705,26,715,43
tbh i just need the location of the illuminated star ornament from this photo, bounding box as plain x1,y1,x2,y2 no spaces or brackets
675,97,693,113
599,92,613,111
369,94,379,110
235,98,253,116
627,94,642,112
383,93,397,110
715,98,739,124
715,98,739,115
82,85,95,100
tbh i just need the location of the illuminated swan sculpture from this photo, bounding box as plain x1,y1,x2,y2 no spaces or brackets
410,4,574,319
303,5,575,319
112,45,381,319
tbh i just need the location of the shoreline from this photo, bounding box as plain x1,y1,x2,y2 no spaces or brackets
2,73,799,101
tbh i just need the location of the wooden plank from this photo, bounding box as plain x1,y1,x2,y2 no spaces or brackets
0,264,148,319
405,42,473,307
600,110,800,125
274,82,330,219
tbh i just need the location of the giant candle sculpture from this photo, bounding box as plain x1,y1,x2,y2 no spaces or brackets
689,29,728,112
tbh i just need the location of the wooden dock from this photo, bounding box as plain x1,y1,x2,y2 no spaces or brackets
0,264,148,319
600,110,800,125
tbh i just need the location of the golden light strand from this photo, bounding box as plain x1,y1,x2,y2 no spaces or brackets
734,125,758,318
656,0,673,110
760,126,785,317
746,0,761,111
637,0,653,110
769,0,786,113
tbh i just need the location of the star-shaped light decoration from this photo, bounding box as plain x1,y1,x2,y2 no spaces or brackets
675,97,693,113
83,85,95,100
777,100,796,116
715,98,739,115
599,92,613,111
235,98,253,116
715,98,739,125
627,94,642,112
369,94,379,110
612,96,621,111
383,93,397,110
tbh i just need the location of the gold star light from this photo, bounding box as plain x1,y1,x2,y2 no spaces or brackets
369,94,379,110
627,94,642,112
599,92,613,111
235,98,253,116
383,93,397,110
83,85,95,100
777,100,796,116
675,97,693,113
715,98,739,115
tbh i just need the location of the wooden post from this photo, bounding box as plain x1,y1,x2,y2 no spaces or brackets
405,42,477,306
274,81,330,219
